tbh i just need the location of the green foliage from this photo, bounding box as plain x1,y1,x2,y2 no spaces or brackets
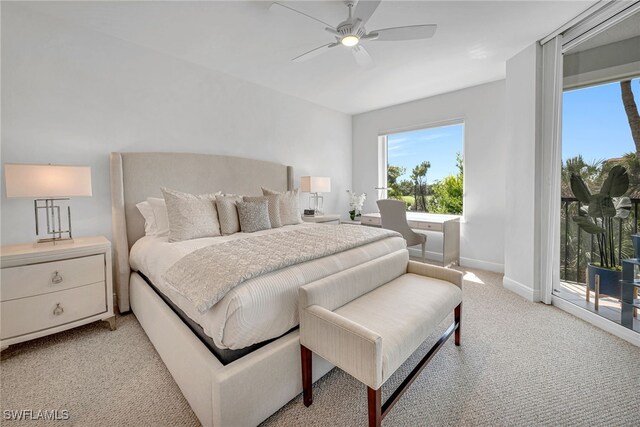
386,153,463,214
387,165,405,188
411,161,431,211
401,196,414,209
428,153,463,214
569,165,631,269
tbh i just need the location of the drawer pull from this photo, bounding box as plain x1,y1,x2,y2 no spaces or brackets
51,271,63,285
53,303,64,316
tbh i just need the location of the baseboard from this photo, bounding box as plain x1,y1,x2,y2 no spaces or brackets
407,247,443,262
552,296,639,347
503,276,540,302
460,257,504,273
408,249,505,274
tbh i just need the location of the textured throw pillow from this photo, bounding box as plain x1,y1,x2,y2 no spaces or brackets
237,200,271,233
136,201,157,236
147,197,170,237
243,195,282,228
262,188,303,226
161,188,222,242
215,196,243,235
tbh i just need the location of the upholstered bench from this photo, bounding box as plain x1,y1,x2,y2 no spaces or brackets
298,251,463,426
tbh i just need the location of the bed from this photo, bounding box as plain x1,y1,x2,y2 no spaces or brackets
110,152,408,426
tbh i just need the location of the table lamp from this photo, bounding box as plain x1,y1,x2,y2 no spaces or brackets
4,163,92,245
300,176,331,216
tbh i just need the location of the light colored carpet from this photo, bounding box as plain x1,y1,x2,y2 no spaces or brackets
1,266,638,426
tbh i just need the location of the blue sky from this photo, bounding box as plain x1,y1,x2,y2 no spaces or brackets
387,123,463,183
562,78,639,163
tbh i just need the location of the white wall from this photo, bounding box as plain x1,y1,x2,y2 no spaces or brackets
0,4,352,245
352,80,507,273
503,43,542,301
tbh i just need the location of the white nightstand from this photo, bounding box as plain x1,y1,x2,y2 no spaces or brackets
0,236,115,350
301,214,341,224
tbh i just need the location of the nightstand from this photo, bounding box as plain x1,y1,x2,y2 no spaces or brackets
0,236,115,350
301,214,341,224
341,219,362,225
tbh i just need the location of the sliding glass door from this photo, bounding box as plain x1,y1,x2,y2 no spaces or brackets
556,11,640,333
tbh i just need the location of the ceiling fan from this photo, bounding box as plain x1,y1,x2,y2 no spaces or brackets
271,0,437,67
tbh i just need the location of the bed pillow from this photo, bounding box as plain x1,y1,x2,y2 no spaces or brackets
237,200,271,233
161,188,222,242
136,201,157,236
243,195,282,228
262,188,302,226
215,196,243,235
147,197,170,237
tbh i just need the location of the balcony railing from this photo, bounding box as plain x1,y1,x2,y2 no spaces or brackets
560,197,640,284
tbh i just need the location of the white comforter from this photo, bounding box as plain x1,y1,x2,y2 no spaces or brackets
130,223,406,350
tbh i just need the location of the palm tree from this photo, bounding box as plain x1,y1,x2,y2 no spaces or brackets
620,80,640,155
411,161,430,211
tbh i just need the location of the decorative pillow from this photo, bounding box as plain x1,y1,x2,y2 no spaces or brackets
215,196,243,235
243,195,282,228
161,188,222,242
262,188,302,226
237,200,271,233
147,197,170,237
136,201,157,236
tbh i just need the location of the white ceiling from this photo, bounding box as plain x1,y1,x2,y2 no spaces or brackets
19,1,597,114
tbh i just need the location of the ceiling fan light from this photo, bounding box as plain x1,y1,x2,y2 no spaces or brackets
341,35,359,47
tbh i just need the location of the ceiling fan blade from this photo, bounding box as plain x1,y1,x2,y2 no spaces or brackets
370,24,437,41
353,0,381,25
292,43,338,62
270,2,334,29
351,45,374,68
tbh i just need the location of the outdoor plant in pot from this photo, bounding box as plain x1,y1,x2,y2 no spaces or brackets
570,165,631,298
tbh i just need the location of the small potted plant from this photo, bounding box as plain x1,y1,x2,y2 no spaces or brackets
347,191,366,221
570,165,631,298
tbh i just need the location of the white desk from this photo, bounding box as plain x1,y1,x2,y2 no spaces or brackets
360,212,460,266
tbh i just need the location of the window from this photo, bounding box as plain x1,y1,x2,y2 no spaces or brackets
379,122,464,215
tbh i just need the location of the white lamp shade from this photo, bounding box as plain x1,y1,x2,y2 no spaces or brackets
4,164,92,198
300,176,331,193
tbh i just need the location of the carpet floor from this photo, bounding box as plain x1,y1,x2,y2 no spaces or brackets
1,266,638,426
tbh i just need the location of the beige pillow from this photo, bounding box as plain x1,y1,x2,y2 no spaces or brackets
243,195,282,228
216,196,243,235
237,200,271,233
161,188,222,242
262,188,302,226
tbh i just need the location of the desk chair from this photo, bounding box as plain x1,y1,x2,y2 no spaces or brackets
377,199,427,262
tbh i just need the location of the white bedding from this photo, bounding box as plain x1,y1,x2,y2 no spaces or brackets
130,223,406,350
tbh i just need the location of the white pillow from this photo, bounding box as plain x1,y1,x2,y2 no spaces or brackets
147,197,170,237
262,187,303,226
136,201,157,236
161,188,222,242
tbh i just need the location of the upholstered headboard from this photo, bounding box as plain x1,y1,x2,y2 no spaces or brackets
110,152,293,312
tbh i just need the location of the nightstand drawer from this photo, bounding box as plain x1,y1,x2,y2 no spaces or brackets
0,282,107,340
1,254,104,301
361,216,381,226
417,222,443,232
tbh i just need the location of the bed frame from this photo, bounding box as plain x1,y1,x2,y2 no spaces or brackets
110,152,334,426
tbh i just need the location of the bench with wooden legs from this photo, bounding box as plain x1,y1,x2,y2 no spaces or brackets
298,250,463,426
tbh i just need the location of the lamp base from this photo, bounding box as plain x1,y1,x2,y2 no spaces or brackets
34,237,75,247
34,198,74,245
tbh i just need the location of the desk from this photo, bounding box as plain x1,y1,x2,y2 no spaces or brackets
360,212,460,266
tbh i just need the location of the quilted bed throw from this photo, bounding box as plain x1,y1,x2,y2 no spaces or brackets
162,225,401,313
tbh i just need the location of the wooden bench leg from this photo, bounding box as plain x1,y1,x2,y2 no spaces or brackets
367,387,382,427
454,303,462,346
301,345,313,407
